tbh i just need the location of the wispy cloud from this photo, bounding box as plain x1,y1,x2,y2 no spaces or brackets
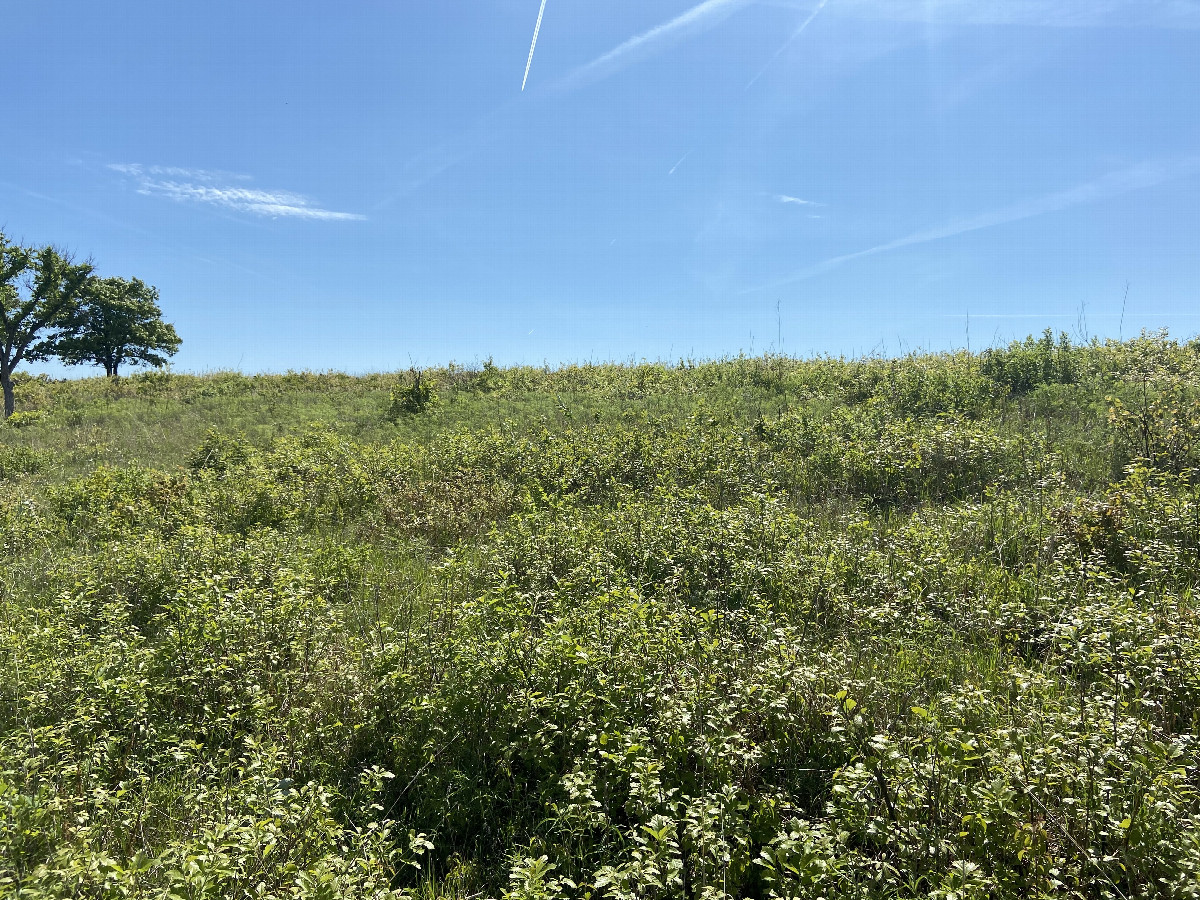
555,0,755,91
829,0,1200,29
751,157,1200,289
142,183,365,222
776,194,822,206
108,163,365,221
107,163,252,183
746,0,830,89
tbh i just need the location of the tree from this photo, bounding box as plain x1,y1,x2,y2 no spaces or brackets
37,276,181,377
0,233,93,418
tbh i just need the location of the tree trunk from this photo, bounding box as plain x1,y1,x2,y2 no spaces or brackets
1,372,13,419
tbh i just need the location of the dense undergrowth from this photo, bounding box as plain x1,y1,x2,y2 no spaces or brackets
2,330,1200,898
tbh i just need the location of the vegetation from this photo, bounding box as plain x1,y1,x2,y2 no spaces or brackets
39,276,181,378
0,235,94,418
0,233,179,418
2,330,1200,899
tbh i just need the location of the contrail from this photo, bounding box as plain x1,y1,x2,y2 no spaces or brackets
746,0,829,89
669,150,693,175
556,0,754,92
522,0,550,91
744,156,1200,292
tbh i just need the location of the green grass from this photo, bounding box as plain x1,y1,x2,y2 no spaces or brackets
2,331,1200,899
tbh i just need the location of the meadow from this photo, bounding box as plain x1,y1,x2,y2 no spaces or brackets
2,330,1199,899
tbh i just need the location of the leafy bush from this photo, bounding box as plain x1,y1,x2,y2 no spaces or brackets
387,370,439,419
3,410,45,428
980,329,1080,396
760,405,1040,504
1108,375,1200,474
0,443,49,478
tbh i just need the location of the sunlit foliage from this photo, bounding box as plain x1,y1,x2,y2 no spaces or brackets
2,332,1199,898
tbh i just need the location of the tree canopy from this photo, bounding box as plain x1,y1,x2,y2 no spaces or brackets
37,276,182,377
0,233,93,417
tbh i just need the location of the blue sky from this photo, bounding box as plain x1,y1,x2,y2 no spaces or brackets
3,0,1199,372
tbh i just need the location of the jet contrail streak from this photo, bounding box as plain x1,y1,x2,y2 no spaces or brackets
522,0,550,91
746,0,829,89
556,0,753,93
742,156,1200,292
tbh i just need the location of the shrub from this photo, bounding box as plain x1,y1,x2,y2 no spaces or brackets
1108,374,1200,474
386,369,438,420
0,443,49,479
980,329,1080,396
2,410,44,429
760,405,1041,504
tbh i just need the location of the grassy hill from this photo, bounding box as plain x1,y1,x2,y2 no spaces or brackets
2,330,1200,899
